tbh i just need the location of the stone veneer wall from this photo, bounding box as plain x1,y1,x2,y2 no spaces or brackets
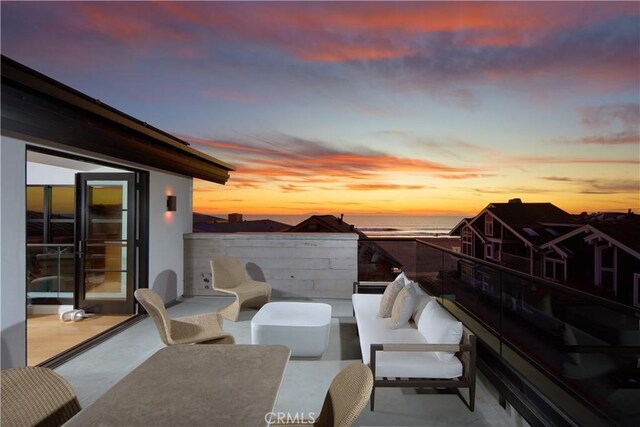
184,233,358,299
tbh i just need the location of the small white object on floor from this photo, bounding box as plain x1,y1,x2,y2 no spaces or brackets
60,309,94,322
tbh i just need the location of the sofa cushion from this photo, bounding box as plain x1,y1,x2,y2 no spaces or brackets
412,286,435,324
378,274,406,318
389,282,418,330
418,300,463,362
376,351,463,379
352,294,425,365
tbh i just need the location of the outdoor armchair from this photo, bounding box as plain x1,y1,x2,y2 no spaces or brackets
134,288,235,345
1,366,81,427
210,256,271,321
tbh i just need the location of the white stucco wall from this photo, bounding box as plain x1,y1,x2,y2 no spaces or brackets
147,170,193,302
184,233,358,299
1,138,27,368
0,135,196,367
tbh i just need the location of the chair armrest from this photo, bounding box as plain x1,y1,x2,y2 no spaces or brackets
353,281,389,294
372,343,472,352
370,342,474,378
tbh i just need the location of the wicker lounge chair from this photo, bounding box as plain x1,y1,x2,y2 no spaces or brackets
1,366,81,427
273,363,373,427
210,256,271,321
135,288,235,345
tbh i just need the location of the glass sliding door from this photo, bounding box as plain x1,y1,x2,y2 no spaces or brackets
76,173,136,314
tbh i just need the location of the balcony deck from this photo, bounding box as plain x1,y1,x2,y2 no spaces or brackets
55,296,525,426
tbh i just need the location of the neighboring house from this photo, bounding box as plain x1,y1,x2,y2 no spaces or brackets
540,213,640,307
193,212,226,228
287,215,402,281
451,199,576,275
1,56,233,368
451,199,640,308
193,212,291,232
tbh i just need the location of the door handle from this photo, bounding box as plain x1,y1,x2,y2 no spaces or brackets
77,241,83,259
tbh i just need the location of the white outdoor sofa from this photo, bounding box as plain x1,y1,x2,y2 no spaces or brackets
352,283,476,411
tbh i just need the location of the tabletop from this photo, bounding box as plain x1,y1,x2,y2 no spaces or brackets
64,344,290,427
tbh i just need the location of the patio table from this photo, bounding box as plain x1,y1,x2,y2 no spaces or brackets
64,344,290,427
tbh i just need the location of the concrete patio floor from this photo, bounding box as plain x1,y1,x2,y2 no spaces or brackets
55,296,528,426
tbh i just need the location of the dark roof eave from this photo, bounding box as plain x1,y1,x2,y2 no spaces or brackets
1,55,234,183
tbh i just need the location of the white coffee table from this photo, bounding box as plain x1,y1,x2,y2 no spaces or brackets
251,302,332,357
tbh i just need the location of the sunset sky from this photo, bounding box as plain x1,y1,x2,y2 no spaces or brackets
2,1,639,216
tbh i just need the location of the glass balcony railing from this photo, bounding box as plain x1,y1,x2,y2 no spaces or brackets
372,237,640,426
27,244,75,303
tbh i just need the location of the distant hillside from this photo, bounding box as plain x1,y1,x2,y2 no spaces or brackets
193,212,226,224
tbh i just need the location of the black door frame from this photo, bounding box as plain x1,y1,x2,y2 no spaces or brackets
26,145,149,316
75,172,136,314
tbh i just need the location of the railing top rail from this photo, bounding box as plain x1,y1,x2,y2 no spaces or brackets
27,243,74,247
412,237,640,317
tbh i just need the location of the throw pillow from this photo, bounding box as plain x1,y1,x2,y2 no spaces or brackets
418,300,463,362
388,282,418,330
378,275,406,318
396,272,411,286
412,285,435,323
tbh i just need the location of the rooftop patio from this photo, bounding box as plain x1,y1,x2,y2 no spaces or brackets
55,296,525,426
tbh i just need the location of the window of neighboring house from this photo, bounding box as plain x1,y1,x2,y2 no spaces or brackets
596,245,617,295
461,226,473,256
544,257,566,281
485,215,493,236
634,273,640,309
485,242,501,261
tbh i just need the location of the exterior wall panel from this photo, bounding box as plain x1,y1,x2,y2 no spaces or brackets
184,233,358,299
1,138,27,368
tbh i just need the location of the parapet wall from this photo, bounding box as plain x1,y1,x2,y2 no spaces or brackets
183,233,358,299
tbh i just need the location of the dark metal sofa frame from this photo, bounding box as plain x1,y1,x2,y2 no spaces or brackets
368,327,477,411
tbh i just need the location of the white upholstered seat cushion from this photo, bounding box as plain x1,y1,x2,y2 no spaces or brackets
376,351,463,379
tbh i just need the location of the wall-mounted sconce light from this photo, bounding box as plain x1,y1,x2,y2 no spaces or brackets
166,195,177,212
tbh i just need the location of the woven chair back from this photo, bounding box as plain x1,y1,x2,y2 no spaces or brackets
211,256,247,289
1,366,81,427
134,288,172,345
315,363,373,427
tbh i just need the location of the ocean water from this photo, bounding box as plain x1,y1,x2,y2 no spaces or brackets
239,214,464,238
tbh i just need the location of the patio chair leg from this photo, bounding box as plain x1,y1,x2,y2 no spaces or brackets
469,384,476,412
370,386,375,411
217,299,240,322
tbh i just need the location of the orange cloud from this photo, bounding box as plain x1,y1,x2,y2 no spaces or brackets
345,183,425,191
579,133,639,145
295,40,415,62
434,173,496,180
514,156,639,165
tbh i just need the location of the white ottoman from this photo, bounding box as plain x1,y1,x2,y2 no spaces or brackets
251,302,332,357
